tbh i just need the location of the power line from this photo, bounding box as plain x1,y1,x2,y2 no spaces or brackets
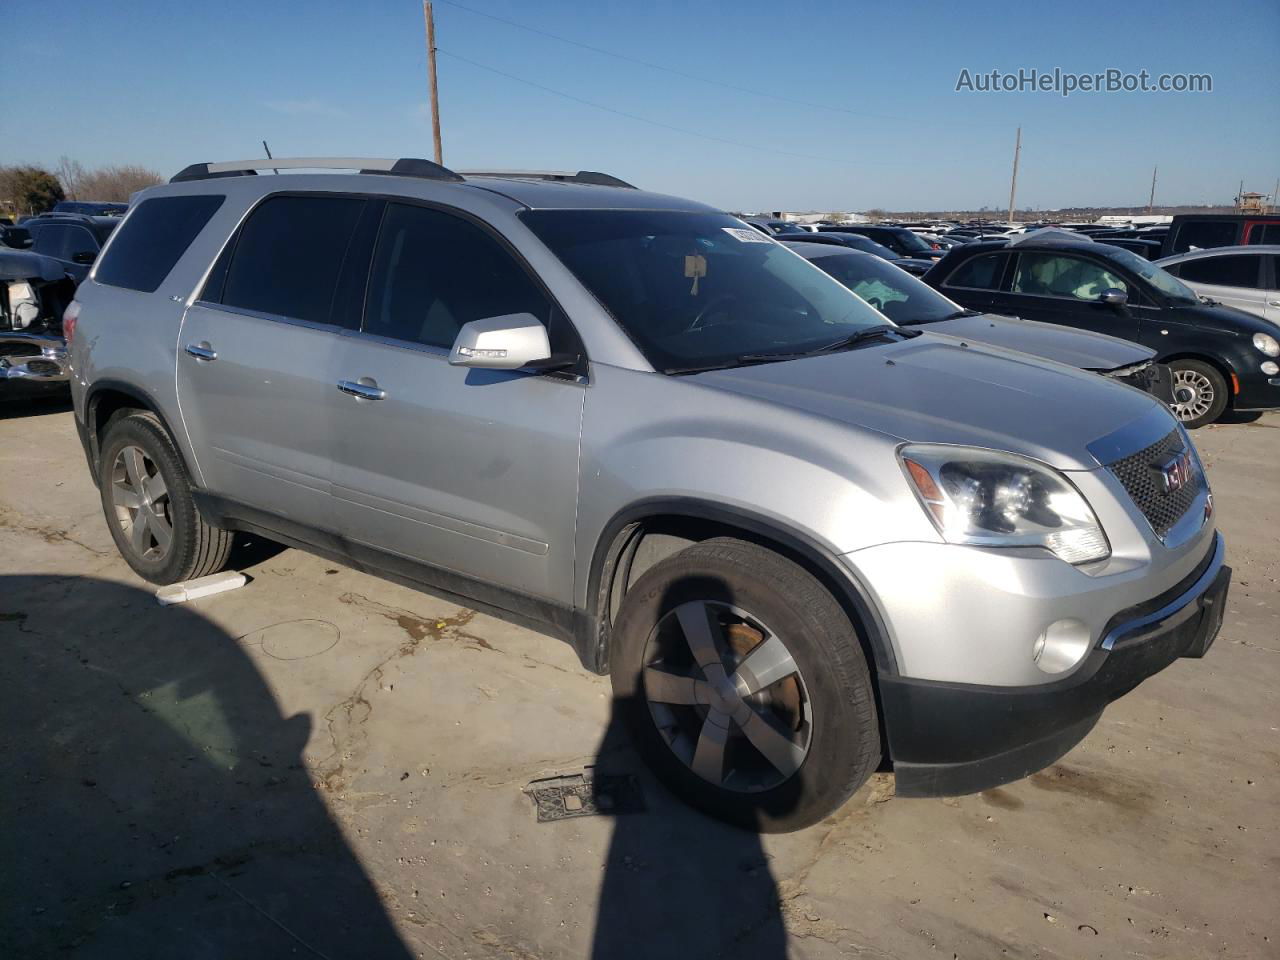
435,0,911,124
437,48,891,167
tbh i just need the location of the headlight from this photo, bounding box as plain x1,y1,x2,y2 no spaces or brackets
900,445,1110,564
1254,333,1280,357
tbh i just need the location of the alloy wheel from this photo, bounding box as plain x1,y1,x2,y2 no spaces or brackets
1171,369,1215,423
642,600,812,793
109,444,174,562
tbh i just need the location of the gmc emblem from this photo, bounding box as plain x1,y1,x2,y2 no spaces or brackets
1155,450,1195,495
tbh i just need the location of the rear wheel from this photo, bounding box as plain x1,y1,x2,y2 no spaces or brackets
1169,359,1228,428
98,412,233,584
610,538,880,832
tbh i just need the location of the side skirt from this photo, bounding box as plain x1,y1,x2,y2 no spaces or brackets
194,493,598,669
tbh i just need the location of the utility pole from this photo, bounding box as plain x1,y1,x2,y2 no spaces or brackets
1006,126,1021,226
424,1,443,165
1147,165,1157,213
1272,178,1278,214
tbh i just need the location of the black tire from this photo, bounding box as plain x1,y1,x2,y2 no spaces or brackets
98,411,233,585
1169,359,1228,429
610,537,880,832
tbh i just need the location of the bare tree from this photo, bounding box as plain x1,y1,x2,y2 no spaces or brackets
56,156,87,200
75,165,164,202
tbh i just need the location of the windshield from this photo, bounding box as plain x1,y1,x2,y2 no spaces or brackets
894,230,935,254
1104,246,1199,304
522,210,891,373
808,251,962,325
827,233,900,259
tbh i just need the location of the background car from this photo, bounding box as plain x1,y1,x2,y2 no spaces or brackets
924,235,1280,427
1162,213,1280,257
1,249,76,399
741,216,808,237
782,233,935,275
788,241,1173,401
1156,246,1279,321
51,200,129,217
25,214,118,284
817,224,945,261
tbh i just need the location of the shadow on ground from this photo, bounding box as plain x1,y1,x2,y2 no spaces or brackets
0,574,412,959
589,575,797,959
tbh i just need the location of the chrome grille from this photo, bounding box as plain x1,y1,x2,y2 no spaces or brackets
1106,429,1203,539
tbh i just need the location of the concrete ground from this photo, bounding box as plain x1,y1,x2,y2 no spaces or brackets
1,398,1276,960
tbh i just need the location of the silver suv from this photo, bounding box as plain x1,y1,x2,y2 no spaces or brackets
68,158,1229,831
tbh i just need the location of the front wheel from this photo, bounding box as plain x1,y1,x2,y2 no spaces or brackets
1169,359,1228,429
609,538,880,832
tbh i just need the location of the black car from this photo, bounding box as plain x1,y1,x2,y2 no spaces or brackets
924,237,1280,427
1163,214,1280,257
1094,237,1163,260
1,250,76,399
789,242,1173,402
782,233,935,275
741,216,808,237
25,214,118,284
817,224,944,261
51,200,129,217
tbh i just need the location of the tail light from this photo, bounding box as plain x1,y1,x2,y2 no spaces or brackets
63,299,81,342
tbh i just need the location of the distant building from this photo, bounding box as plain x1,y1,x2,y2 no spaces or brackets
1235,191,1269,214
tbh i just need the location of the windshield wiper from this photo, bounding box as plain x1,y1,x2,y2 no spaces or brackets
666,325,921,375
737,324,921,362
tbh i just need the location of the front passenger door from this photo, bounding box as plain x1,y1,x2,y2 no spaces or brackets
999,252,1140,340
329,202,585,604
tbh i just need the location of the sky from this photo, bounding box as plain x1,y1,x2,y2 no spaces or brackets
5,0,1278,212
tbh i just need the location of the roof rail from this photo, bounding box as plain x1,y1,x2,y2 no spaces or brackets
169,157,464,184
457,170,636,189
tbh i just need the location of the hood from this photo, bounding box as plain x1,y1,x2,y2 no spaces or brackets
894,258,935,274
921,313,1155,369
693,333,1168,471
0,250,66,283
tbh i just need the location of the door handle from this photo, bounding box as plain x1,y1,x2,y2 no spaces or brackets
185,342,217,361
337,379,386,401
1268,300,1280,307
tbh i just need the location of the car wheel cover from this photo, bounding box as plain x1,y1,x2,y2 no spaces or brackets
642,600,812,793
110,444,174,562
1171,369,1215,422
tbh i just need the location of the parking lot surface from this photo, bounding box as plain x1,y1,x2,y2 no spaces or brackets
3,400,1277,959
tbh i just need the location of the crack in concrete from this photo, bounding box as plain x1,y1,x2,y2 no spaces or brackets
316,593,477,795
0,503,111,557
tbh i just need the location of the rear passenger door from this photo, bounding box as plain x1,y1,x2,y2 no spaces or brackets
176,193,365,527
328,201,585,604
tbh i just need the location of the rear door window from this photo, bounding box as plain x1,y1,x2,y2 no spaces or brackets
1172,220,1238,253
943,252,1009,290
219,195,365,324
95,195,225,292
1176,254,1262,288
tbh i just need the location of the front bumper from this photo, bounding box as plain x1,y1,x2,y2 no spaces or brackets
878,532,1228,796
0,333,69,395
1233,371,1280,412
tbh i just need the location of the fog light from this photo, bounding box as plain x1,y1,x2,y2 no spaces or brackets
1262,361,1279,376
1033,619,1091,674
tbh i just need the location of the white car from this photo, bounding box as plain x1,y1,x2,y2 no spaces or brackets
1156,246,1280,321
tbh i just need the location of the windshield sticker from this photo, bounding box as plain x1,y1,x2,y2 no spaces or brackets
723,227,774,243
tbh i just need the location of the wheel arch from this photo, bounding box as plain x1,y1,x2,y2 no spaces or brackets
82,380,188,486
583,497,898,682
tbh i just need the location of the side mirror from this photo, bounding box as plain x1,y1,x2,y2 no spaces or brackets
71,251,97,265
448,313,552,370
1100,288,1128,306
